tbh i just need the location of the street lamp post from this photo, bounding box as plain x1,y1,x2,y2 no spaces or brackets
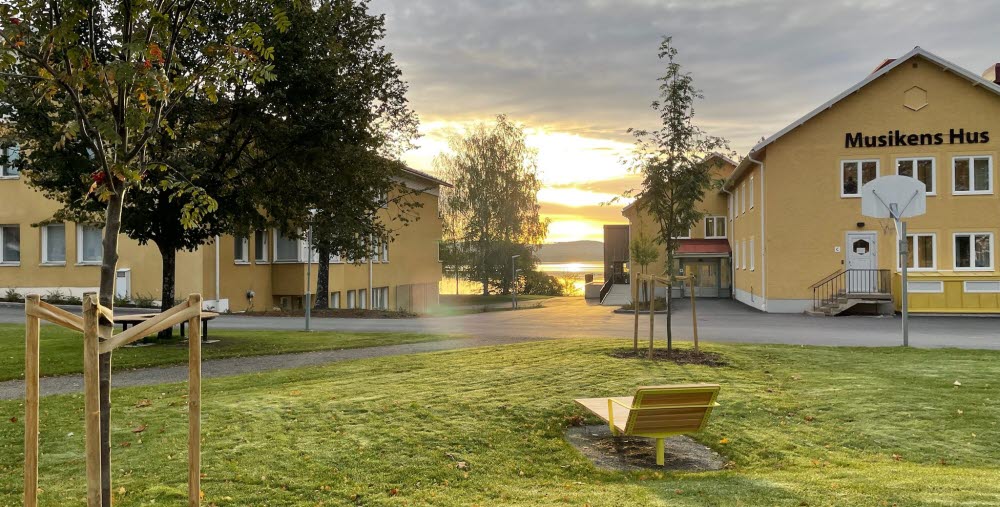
305,224,313,332
511,254,520,309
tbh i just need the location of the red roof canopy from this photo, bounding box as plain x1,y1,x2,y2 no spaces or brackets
676,239,731,256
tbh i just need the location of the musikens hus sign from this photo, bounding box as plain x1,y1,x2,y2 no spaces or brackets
846,128,990,148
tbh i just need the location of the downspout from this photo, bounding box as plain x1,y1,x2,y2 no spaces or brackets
748,152,765,311
214,235,220,307
721,187,735,300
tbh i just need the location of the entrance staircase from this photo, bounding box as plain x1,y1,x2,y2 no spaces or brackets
808,269,892,316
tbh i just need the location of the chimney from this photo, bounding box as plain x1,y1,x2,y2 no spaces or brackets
983,64,1000,85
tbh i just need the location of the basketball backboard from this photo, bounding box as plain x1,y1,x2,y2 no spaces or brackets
861,175,926,219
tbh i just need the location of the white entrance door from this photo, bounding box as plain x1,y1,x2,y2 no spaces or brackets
846,232,878,293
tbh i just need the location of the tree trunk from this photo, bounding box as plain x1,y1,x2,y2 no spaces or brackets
156,244,176,340
315,248,330,308
98,190,125,507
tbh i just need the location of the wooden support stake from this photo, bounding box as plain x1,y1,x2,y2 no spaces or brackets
24,295,40,507
82,296,102,507
648,278,655,359
632,276,639,352
690,274,699,352
187,294,203,506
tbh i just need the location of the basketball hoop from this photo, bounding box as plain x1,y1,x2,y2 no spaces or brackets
861,176,927,347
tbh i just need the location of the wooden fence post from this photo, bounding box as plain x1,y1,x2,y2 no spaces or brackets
690,275,699,352
82,295,103,507
24,295,40,507
187,294,203,506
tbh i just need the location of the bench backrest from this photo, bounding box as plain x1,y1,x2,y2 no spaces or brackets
625,384,720,436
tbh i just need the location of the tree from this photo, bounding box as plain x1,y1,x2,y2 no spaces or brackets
436,115,549,295
0,2,278,502
628,37,728,355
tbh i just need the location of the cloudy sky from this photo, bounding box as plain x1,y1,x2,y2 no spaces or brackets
372,0,1000,242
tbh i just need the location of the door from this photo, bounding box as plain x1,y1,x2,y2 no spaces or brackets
680,260,720,298
846,232,878,293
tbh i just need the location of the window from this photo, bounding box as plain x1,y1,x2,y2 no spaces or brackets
254,230,268,263
1,144,19,178
899,233,936,271
381,241,389,263
841,160,878,197
672,228,691,240
741,239,747,270
965,281,1000,293
274,232,299,262
331,291,341,309
749,237,755,271
42,224,66,264
952,156,992,194
733,240,739,270
0,225,20,264
954,233,993,270
359,289,368,309
234,235,249,263
332,251,342,263
371,238,381,263
705,216,726,238
728,194,734,221
749,176,755,209
740,184,745,214
347,290,357,309
373,287,389,309
77,225,102,264
896,157,935,195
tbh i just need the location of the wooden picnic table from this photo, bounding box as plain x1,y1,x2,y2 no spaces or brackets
116,311,219,342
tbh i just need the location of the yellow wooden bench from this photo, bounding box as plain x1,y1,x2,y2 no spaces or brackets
574,384,721,465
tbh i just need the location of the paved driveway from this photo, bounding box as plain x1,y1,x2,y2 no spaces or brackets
1,298,998,349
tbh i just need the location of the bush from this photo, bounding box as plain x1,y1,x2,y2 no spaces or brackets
620,296,667,312
3,287,20,303
132,292,156,308
521,270,564,296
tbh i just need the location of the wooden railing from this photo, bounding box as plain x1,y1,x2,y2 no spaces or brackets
24,293,204,507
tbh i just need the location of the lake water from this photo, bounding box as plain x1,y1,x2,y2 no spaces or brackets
440,261,604,295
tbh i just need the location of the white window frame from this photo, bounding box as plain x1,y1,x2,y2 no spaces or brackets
951,155,993,195
749,237,755,271
733,240,739,270
1,144,20,179
0,225,20,265
908,280,944,293
740,184,745,214
359,289,368,309
234,235,249,264
895,157,936,196
331,291,341,309
953,232,994,271
840,159,880,198
347,290,356,309
41,223,67,265
76,225,103,265
964,281,1000,293
254,230,269,263
741,239,747,270
272,230,302,263
370,237,381,264
381,241,389,263
897,233,936,272
705,216,726,239
749,176,755,209
728,194,734,222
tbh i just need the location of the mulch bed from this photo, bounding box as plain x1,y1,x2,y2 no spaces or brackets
242,308,416,319
608,348,728,367
565,425,726,472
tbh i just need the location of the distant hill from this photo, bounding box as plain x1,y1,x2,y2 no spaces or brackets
535,241,603,263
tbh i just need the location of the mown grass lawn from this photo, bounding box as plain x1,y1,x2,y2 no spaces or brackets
1,339,999,506
0,324,454,381
438,294,551,306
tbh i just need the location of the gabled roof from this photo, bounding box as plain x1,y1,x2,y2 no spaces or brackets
725,47,1000,189
400,166,452,188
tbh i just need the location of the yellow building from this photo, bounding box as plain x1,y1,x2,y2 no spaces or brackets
0,157,447,313
625,47,1000,314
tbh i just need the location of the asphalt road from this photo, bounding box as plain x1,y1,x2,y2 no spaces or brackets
3,297,998,349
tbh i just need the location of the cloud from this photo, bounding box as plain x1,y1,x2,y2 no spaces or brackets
378,0,1000,241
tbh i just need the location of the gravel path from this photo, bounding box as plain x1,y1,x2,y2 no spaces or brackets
0,335,545,400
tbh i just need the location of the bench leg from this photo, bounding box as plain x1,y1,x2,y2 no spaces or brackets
656,438,664,466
